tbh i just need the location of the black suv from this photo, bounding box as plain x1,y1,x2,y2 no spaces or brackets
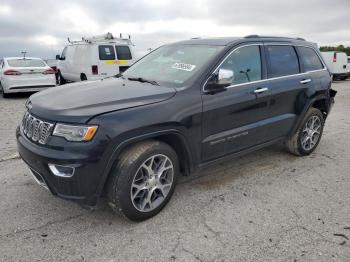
16,36,336,221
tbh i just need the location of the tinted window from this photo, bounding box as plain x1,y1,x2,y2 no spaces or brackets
116,46,132,60
348,57,350,64
7,59,46,67
99,45,115,60
297,46,324,71
266,45,299,78
219,45,262,85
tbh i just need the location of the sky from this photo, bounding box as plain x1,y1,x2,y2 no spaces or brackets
0,0,349,59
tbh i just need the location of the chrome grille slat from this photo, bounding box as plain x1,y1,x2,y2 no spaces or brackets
21,112,54,144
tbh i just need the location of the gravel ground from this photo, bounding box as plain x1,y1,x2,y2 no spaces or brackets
0,81,349,262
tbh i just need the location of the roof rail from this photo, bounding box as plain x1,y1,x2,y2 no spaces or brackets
244,35,306,41
67,32,134,45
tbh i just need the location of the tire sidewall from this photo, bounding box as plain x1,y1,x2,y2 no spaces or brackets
112,143,179,221
296,109,324,155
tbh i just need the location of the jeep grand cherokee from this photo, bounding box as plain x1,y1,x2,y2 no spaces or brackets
16,36,336,221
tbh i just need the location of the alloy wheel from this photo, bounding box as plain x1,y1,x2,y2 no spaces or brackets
130,154,174,212
301,115,322,151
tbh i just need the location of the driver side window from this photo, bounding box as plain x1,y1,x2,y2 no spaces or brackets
219,45,262,85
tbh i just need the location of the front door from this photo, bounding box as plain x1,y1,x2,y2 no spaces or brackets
201,44,271,162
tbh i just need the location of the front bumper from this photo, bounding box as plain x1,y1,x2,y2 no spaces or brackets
16,126,107,206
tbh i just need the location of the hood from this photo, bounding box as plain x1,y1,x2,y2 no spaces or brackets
28,78,176,123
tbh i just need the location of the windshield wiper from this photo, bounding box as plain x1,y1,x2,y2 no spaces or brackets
127,77,160,86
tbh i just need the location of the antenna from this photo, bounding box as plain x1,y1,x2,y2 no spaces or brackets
21,51,27,59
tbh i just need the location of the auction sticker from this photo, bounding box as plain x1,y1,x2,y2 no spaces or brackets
172,63,196,72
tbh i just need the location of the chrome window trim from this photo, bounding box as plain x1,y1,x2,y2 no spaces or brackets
202,43,327,93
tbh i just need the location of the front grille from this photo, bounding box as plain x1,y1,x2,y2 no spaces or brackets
22,112,54,144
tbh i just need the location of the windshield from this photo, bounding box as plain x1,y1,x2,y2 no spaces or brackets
123,44,224,87
7,59,46,67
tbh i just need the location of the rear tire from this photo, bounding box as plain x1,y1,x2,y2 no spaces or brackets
57,71,66,85
107,140,179,222
286,107,324,156
80,74,87,81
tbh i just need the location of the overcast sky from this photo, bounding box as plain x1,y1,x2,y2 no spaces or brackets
0,0,349,59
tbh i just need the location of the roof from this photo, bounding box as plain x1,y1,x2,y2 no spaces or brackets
171,35,309,46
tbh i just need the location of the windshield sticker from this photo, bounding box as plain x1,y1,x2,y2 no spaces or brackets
172,63,196,72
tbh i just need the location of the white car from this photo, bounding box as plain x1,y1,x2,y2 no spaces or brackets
56,32,135,85
0,57,56,98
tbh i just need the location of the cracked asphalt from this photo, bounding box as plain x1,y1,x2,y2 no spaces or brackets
0,81,350,262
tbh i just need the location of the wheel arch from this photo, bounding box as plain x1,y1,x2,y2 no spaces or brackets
98,130,193,197
289,93,330,137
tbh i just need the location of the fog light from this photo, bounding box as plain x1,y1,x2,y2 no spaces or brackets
48,164,75,178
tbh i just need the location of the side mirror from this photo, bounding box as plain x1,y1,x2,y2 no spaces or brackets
205,68,234,94
55,55,60,60
217,68,234,86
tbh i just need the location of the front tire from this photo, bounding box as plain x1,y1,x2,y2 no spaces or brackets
286,107,324,156
107,140,179,221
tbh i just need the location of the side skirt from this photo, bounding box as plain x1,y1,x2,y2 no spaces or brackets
196,137,285,172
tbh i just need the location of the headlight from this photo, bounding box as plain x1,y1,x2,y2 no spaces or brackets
53,124,98,142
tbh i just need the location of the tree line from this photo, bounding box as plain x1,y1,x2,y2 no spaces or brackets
320,45,350,56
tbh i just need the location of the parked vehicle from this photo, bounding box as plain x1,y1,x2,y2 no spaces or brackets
0,57,56,98
56,32,135,85
17,36,336,221
321,51,348,80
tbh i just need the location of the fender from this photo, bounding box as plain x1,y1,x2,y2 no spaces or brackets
94,129,193,198
289,92,330,136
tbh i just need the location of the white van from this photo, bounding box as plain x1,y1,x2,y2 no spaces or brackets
321,51,348,80
56,33,135,85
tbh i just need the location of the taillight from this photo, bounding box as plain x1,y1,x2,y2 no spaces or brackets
42,68,55,74
4,69,21,75
333,53,337,62
92,65,98,75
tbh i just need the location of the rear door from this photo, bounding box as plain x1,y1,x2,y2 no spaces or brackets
98,45,118,78
115,45,133,73
296,45,330,92
262,44,311,141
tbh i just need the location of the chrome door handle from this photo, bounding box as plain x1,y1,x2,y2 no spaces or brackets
300,79,312,84
254,87,269,94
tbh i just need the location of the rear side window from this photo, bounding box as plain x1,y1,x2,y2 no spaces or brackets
99,45,115,60
116,46,132,60
266,45,299,78
219,45,262,85
348,57,350,63
297,47,324,71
